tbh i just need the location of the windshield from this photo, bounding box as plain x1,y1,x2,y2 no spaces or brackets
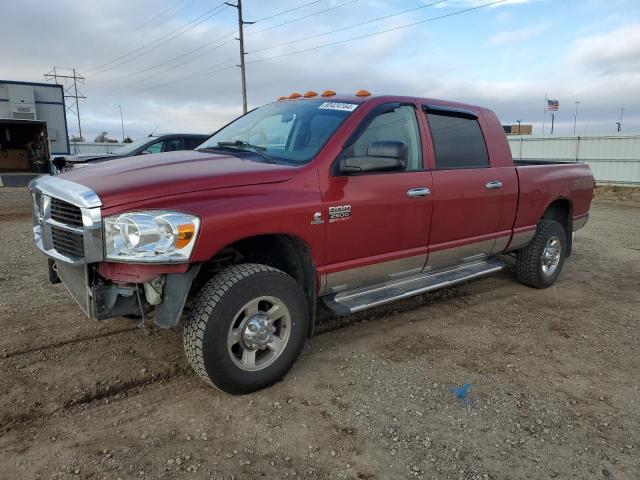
197,99,360,165
116,137,157,155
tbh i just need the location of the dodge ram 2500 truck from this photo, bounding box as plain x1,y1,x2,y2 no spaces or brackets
29,91,594,394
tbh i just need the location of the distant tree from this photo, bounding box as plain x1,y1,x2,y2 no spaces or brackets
94,131,116,143
69,134,84,143
123,136,134,143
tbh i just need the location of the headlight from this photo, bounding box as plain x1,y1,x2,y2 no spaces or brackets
104,211,200,262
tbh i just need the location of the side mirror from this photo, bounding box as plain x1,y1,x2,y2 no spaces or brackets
340,141,407,174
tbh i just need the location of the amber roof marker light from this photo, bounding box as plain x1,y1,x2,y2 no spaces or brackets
355,89,371,97
288,92,302,99
303,91,318,98
321,90,336,97
277,96,287,101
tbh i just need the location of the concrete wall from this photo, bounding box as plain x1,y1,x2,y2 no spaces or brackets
508,134,640,186
69,142,125,154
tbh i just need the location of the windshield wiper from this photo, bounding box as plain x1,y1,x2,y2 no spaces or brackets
217,140,266,151
198,140,277,164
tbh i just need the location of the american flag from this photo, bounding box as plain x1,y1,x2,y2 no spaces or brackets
546,99,559,111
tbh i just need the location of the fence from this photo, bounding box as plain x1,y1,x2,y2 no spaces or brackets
68,142,125,155
508,134,640,186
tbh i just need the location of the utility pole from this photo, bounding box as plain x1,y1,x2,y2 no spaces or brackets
44,67,86,140
226,0,254,114
118,105,125,142
619,107,625,133
573,101,581,135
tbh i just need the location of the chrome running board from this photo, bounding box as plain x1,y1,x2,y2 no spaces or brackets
322,257,505,315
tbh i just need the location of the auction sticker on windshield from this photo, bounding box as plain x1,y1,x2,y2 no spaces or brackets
318,102,359,112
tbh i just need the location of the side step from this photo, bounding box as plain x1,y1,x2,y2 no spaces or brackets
322,257,505,315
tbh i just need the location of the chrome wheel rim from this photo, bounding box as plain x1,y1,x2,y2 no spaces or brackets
227,296,291,372
541,236,561,276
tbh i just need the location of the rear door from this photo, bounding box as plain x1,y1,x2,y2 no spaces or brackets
422,106,513,269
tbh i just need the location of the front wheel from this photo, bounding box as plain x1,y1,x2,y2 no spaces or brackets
183,263,309,394
515,219,567,288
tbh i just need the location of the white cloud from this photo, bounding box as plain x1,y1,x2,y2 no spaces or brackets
485,22,550,46
1,0,639,138
569,22,640,73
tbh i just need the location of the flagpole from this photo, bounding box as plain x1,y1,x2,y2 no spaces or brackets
543,94,547,134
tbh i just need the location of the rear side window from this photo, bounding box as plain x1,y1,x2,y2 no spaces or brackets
426,113,489,169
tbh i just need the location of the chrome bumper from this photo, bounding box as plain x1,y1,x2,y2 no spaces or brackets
29,176,106,316
29,175,104,265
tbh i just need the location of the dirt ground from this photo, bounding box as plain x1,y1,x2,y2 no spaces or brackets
0,187,638,480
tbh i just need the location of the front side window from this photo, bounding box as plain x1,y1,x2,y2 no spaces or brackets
197,100,360,165
426,113,489,169
143,141,164,155
347,105,422,171
117,136,159,155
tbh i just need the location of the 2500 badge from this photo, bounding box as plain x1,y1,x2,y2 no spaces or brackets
328,205,351,222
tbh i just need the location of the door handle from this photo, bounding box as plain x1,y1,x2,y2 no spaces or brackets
485,181,503,190
407,187,431,198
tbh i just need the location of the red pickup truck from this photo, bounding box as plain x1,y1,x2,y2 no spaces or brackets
30,91,594,394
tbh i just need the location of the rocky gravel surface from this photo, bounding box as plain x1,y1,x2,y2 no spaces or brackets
0,187,638,479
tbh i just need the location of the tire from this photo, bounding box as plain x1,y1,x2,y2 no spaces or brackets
515,219,567,289
183,263,309,394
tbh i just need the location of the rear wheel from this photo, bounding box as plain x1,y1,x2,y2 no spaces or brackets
183,263,309,394
515,219,567,288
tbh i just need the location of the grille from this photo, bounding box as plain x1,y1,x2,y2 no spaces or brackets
52,226,85,258
51,198,84,227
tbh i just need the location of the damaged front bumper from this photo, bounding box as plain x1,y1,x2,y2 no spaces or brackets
51,261,200,327
30,175,199,328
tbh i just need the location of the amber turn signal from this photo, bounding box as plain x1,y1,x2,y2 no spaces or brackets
321,90,336,97
355,89,371,97
176,224,196,249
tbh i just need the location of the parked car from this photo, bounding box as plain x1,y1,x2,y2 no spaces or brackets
50,133,209,174
29,91,594,394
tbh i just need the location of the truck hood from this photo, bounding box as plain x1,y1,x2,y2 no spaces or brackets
61,150,295,208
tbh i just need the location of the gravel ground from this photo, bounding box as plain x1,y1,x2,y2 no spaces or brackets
0,187,639,480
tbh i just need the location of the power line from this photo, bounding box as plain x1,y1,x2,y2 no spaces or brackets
96,0,361,89
119,0,505,95
245,0,359,37
249,0,448,55
246,0,507,65
135,61,238,92
83,2,228,75
89,4,230,76
133,0,191,32
97,31,237,89
251,0,325,23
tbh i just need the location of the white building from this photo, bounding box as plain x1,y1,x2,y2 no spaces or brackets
0,80,69,183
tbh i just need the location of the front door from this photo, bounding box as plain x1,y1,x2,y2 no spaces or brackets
322,104,432,293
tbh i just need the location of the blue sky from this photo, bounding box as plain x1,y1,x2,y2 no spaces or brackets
1,0,639,139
